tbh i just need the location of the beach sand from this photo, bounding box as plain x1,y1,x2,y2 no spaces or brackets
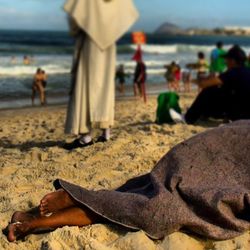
0,93,249,250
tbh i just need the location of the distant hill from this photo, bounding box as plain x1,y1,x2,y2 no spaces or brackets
154,22,250,37
154,22,184,35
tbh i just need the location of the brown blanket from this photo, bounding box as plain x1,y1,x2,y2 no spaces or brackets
54,121,250,240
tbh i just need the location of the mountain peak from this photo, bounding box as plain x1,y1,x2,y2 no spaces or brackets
154,22,184,34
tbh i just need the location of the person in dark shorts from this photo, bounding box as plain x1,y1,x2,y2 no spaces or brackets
133,59,147,97
41,70,47,88
185,45,250,124
116,64,127,95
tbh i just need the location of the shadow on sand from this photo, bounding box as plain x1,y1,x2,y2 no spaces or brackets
0,139,65,151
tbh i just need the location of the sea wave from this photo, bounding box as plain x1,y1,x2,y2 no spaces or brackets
0,65,70,76
128,44,250,55
1,43,250,57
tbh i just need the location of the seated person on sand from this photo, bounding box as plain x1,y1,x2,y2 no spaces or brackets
171,45,250,124
31,68,46,106
4,120,250,242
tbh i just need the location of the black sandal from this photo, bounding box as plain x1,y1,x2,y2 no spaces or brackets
96,136,108,143
62,139,94,150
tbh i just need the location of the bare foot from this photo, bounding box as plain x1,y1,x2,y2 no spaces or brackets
40,189,75,216
7,222,30,242
11,211,38,224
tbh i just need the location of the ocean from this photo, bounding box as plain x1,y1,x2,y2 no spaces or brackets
1,30,250,109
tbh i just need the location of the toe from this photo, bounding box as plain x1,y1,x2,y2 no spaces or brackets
7,224,17,242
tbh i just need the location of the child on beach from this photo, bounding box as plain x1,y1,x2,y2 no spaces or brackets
116,64,128,95
196,52,209,80
173,64,181,92
186,52,209,92
164,61,178,91
182,69,192,92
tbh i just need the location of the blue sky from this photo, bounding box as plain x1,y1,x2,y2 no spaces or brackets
0,0,250,31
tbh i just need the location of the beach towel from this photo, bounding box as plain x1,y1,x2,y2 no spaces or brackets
55,120,250,240
156,92,182,124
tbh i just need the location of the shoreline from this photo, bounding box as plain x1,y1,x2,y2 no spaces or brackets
0,82,174,111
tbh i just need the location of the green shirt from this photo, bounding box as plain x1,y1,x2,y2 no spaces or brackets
210,48,227,73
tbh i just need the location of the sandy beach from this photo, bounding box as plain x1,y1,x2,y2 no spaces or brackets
0,93,249,250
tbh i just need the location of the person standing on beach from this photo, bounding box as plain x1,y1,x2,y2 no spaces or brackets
210,41,227,76
63,0,139,150
31,68,45,106
133,60,147,98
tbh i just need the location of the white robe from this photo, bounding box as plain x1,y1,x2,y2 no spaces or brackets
64,0,139,135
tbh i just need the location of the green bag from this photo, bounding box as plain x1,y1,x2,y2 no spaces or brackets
156,92,182,124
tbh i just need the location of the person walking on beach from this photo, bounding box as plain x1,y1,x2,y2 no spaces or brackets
63,0,139,150
31,68,45,106
210,41,227,76
133,57,147,98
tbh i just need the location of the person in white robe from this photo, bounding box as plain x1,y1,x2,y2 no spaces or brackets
63,0,139,150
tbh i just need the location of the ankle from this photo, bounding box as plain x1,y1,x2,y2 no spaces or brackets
79,133,92,144
102,128,111,140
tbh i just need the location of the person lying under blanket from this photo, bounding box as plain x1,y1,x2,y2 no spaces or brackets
4,120,250,242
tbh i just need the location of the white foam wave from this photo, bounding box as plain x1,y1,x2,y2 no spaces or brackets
129,44,250,55
117,60,171,68
130,44,178,54
0,64,70,76
125,68,165,75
